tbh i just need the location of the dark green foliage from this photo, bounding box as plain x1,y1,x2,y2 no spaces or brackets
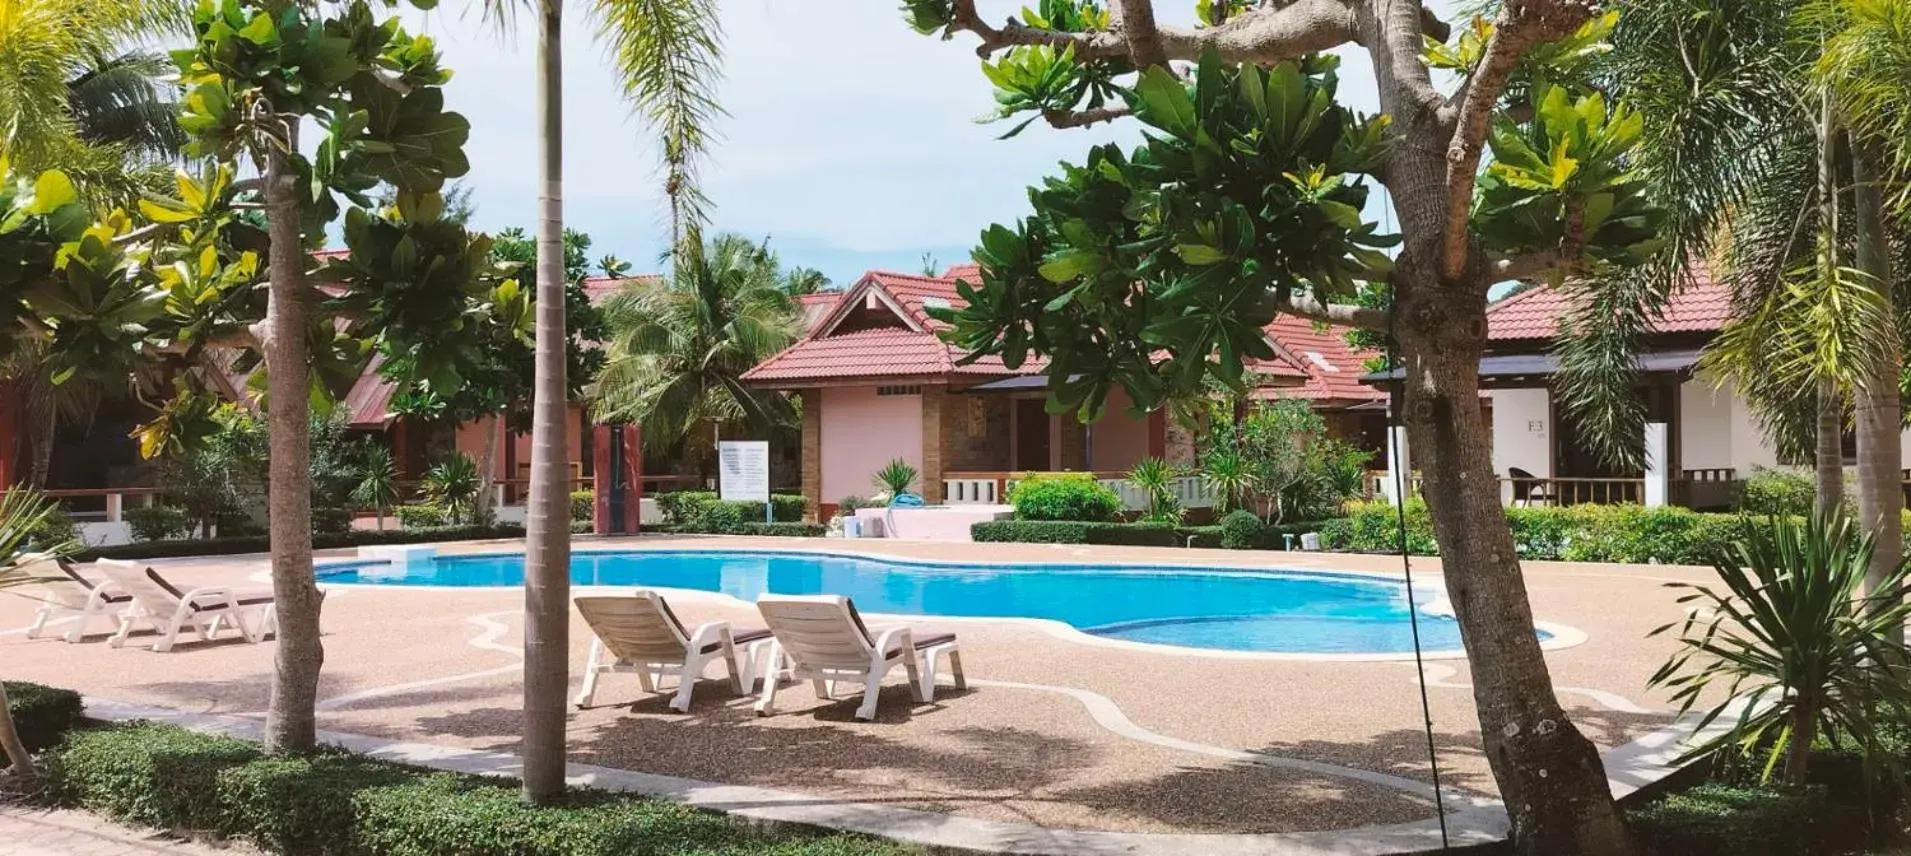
124,505,191,543
71,525,525,562
23,504,80,552
732,522,826,538
1007,473,1122,522
312,507,355,536
38,722,904,856
654,491,807,533
2,681,83,752
972,520,1180,547
570,490,594,522
394,503,448,529
1218,509,1264,550
1320,500,1750,565
1736,466,1822,517
1628,784,1832,856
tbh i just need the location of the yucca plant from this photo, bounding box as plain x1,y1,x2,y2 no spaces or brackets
1126,457,1183,523
0,488,79,782
1649,513,1911,786
1199,445,1254,515
422,453,483,526
351,444,400,532
872,459,919,501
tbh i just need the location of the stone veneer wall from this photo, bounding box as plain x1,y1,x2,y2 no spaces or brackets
800,389,821,522
944,393,1010,473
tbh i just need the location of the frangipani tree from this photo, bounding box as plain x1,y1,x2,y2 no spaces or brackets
906,1,1662,850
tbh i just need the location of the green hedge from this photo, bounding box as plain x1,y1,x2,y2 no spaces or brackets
72,525,526,562
1629,784,1835,856
3,681,84,752
1320,500,1755,565
125,505,191,543
655,491,808,533
972,518,1331,550
733,522,826,537
1007,473,1122,522
394,504,449,529
41,722,900,856
570,490,594,522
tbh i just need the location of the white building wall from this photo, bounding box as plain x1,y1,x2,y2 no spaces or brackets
1725,380,1781,475
1489,388,1552,478
1678,379,1734,471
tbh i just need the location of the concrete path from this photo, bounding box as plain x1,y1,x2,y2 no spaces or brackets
0,807,252,856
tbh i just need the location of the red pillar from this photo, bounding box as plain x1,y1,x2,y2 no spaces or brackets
1146,410,1166,459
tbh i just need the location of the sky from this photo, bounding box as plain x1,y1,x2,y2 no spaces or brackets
395,0,1427,285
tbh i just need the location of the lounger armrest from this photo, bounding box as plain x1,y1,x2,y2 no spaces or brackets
178,585,242,612
871,626,912,659
686,620,733,651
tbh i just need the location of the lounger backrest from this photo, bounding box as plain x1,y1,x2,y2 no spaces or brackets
756,594,874,671
19,556,88,608
93,559,179,613
575,591,688,662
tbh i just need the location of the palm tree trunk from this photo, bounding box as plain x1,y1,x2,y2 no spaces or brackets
261,137,323,756
475,414,502,518
1818,379,1846,519
0,682,34,782
1852,144,1902,628
521,0,571,805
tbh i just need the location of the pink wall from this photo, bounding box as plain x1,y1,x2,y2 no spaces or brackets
821,386,923,503
453,406,588,481
1090,387,1152,472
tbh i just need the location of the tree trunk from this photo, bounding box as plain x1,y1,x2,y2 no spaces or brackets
1394,271,1633,855
1852,145,1902,625
521,0,571,805
1817,378,1845,520
261,139,323,756
1784,697,1819,787
0,681,35,781
27,391,51,488
474,413,502,520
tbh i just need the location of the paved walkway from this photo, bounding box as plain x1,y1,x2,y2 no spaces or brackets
0,807,252,856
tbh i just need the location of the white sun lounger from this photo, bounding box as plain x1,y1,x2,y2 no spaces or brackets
574,590,773,712
753,594,965,721
95,559,277,652
22,557,131,642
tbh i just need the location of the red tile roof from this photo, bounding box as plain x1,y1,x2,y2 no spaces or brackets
796,291,841,331
581,275,661,306
342,354,398,429
1486,275,1732,341
1253,315,1384,402
941,263,981,281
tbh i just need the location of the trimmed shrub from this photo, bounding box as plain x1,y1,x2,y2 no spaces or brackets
1320,499,1440,555
652,491,807,533
733,522,826,537
3,681,84,752
1736,466,1819,517
311,507,354,536
569,490,594,522
395,503,449,529
39,722,904,856
125,505,191,543
1007,473,1122,522
26,505,80,552
1629,784,1831,856
1322,500,1745,565
1179,525,1223,549
971,520,1180,546
71,525,526,563
1218,510,1264,550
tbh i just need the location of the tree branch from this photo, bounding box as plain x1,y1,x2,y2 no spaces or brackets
951,0,1360,64
1042,103,1132,128
1276,293,1388,331
1111,0,1167,67
1492,196,1586,282
1439,0,1595,281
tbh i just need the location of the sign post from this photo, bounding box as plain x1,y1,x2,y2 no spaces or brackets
717,440,772,523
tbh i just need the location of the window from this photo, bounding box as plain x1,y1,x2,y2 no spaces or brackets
876,385,921,396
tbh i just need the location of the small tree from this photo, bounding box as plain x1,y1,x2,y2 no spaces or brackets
352,443,400,530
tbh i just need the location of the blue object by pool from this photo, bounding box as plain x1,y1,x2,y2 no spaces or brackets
319,550,1535,655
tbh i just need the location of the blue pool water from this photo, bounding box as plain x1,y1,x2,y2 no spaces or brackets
317,550,1508,654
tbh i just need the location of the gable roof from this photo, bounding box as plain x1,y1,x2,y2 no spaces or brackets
1486,274,1732,341
744,268,1333,387
1253,315,1385,404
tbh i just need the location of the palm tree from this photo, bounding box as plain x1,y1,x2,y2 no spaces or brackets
591,232,804,453
482,0,724,804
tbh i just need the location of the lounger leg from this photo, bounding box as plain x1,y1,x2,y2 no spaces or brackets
108,607,138,648
669,653,702,713
25,606,50,640
753,646,784,717
813,679,832,700
904,651,926,703
948,648,967,689
855,662,887,721
576,639,606,708
635,663,657,694
720,634,744,694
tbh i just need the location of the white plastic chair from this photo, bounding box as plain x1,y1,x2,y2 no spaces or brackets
753,594,965,721
21,557,131,642
95,560,277,652
574,590,772,712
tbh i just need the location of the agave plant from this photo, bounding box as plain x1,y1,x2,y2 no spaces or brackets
1126,457,1183,523
422,452,483,527
1649,513,1911,785
871,459,919,501
0,488,79,782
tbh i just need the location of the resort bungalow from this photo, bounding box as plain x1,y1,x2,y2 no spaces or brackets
741,265,1386,521
1373,275,1911,509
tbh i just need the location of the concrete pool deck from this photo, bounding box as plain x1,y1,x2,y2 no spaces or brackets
0,535,1719,851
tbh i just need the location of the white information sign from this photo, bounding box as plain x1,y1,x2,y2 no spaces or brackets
717,440,771,504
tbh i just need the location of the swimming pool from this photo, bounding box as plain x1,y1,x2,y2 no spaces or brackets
318,549,1533,655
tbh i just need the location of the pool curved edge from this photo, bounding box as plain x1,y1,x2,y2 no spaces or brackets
305,544,1591,663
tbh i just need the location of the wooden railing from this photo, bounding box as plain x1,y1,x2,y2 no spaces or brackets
40,487,160,522
1504,476,1645,506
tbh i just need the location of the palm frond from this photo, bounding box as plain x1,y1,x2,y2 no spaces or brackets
591,0,726,243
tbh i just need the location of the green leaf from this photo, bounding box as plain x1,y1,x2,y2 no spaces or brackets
25,171,77,215
1038,250,1101,283
1134,65,1196,138
1173,244,1229,265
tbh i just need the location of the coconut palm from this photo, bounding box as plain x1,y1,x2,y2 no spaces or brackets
591,232,803,448
478,0,725,803
0,488,81,782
